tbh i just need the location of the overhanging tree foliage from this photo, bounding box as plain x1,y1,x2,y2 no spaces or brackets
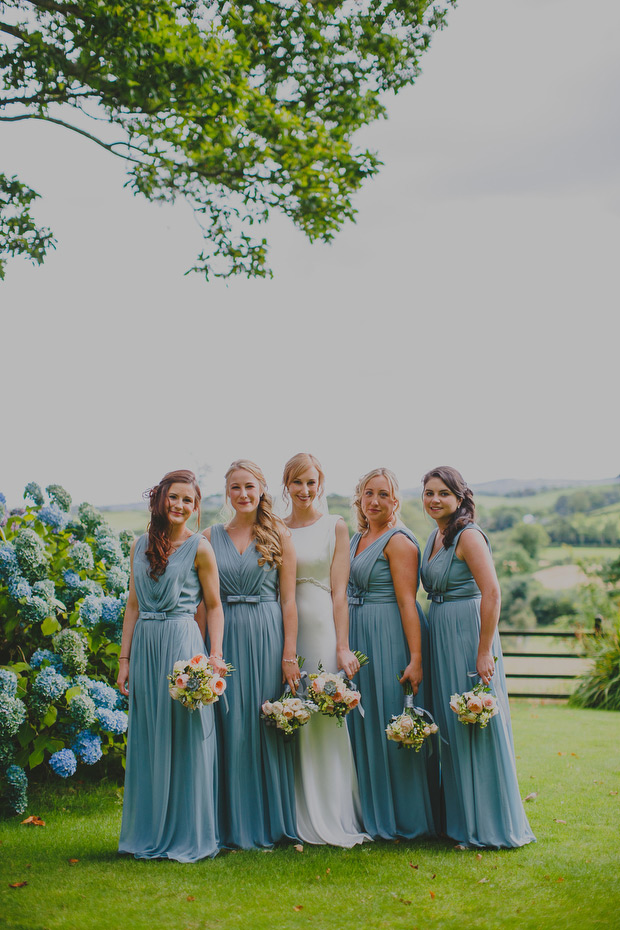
0,0,455,279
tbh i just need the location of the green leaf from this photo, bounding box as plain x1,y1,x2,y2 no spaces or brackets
41,616,61,636
65,686,82,702
28,747,45,769
42,705,58,727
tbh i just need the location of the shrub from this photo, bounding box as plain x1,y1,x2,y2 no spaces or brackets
570,617,620,711
0,484,132,814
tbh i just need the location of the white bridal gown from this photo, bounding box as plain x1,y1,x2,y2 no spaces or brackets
290,514,369,847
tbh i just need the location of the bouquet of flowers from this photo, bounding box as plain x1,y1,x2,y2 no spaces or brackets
385,676,439,751
449,681,498,728
307,652,368,726
168,654,232,710
260,694,318,739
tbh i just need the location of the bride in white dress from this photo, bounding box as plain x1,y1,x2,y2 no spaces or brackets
282,453,369,847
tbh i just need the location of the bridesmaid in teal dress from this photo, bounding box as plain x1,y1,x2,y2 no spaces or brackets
117,469,227,861
204,459,299,848
420,465,535,848
347,468,436,840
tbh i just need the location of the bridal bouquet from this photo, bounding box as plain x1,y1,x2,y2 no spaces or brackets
307,652,368,726
260,695,317,738
449,681,498,728
385,677,439,751
168,654,232,710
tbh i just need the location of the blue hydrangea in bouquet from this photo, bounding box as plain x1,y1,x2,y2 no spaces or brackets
307,651,368,726
385,675,439,751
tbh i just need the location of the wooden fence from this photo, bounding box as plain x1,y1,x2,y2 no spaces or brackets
499,628,594,699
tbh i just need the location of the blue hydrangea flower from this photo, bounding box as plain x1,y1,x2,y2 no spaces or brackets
32,579,56,602
79,594,103,628
30,649,64,672
22,595,51,623
0,492,7,528
69,541,94,572
77,502,104,534
49,748,77,778
101,595,123,625
7,577,32,601
93,530,123,566
105,566,129,595
72,730,102,765
95,708,128,734
24,482,44,506
0,693,27,739
63,570,81,588
52,629,87,676
0,542,19,581
0,669,18,697
45,484,72,513
74,676,119,710
38,504,69,532
68,693,96,729
0,739,16,767
4,764,28,814
32,667,68,702
14,528,48,581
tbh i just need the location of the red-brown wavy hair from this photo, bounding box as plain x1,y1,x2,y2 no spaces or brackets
144,469,201,579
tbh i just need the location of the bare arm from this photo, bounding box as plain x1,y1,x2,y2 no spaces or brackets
456,528,501,685
385,533,423,696
278,530,300,692
116,540,139,697
195,537,227,674
331,518,359,678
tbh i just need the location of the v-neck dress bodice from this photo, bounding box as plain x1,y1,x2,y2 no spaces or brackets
346,526,436,840
209,524,296,849
420,524,535,848
119,532,219,862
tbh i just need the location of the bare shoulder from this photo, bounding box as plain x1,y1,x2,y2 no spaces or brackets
201,526,212,542
334,517,349,539
385,531,417,557
455,526,489,560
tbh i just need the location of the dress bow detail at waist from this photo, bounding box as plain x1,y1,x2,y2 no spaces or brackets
139,610,169,620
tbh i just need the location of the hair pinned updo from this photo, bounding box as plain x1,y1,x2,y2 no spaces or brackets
422,465,475,549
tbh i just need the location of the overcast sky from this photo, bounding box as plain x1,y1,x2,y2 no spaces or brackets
2,0,618,507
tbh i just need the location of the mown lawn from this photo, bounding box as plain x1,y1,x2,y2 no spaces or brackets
1,702,619,930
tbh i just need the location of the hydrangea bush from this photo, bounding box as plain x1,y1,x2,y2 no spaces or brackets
0,483,133,814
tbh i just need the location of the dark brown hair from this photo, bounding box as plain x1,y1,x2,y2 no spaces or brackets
144,469,201,579
422,465,475,549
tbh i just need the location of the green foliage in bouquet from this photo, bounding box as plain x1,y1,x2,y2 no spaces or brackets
0,484,133,814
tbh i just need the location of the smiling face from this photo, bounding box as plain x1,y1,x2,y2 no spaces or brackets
422,477,461,524
360,475,397,528
287,465,321,512
227,468,262,516
165,482,198,528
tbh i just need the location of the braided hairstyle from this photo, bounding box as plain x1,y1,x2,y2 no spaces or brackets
422,465,475,549
352,467,401,534
225,459,285,568
144,469,201,579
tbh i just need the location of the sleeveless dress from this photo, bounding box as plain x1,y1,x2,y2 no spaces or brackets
347,527,436,840
290,514,369,847
119,533,219,861
210,524,297,848
421,524,535,848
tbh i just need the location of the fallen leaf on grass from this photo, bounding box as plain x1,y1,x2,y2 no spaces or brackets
557,752,563,756
554,819,567,825
409,862,419,869
399,899,412,906
431,874,436,880
293,905,303,912
523,793,538,802
293,844,304,853
571,753,578,757
21,816,45,826
610,791,618,796
9,882,28,888
478,878,490,884
476,853,483,860
429,891,436,899
557,877,565,883
68,859,79,865
325,868,331,874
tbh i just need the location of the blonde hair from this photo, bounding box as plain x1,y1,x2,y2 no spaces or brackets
281,452,325,503
352,467,401,533
224,459,285,568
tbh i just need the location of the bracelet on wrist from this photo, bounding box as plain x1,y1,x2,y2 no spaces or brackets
282,658,298,665
119,655,130,660
208,653,223,660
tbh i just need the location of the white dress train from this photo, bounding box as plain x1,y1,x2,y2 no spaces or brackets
290,514,369,847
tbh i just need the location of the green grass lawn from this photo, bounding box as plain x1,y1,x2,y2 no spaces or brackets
1,703,619,930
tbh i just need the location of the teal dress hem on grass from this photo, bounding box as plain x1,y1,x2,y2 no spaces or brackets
118,532,219,862
420,523,536,849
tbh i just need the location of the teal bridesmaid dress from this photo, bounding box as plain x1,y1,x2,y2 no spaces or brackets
420,524,535,848
210,524,297,848
347,527,436,840
119,533,219,861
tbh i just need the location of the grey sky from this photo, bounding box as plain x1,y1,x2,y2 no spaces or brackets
1,0,618,506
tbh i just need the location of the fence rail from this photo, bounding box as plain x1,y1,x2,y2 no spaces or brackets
499,628,592,699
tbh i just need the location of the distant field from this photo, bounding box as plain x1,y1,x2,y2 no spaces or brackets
540,545,619,564
99,509,149,534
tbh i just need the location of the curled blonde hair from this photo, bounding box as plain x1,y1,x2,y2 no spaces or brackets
224,459,285,568
352,467,401,533
281,452,325,503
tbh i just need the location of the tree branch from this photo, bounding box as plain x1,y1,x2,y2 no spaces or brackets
23,0,84,18
0,113,146,163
